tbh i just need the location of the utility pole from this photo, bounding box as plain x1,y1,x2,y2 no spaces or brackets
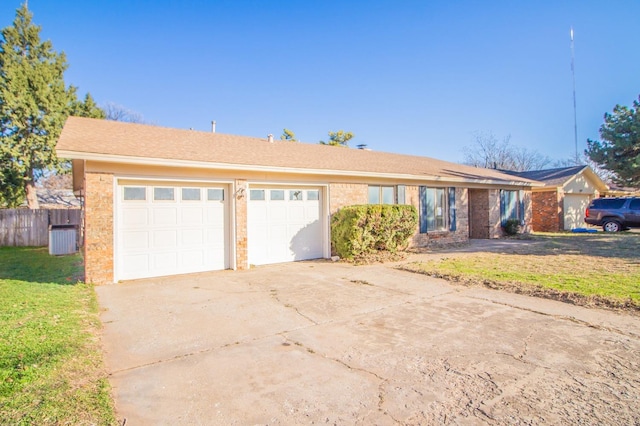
570,27,579,164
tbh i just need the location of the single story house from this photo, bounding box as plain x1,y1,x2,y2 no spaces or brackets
56,117,538,284
503,166,608,231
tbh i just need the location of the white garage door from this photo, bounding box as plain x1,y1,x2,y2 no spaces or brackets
248,187,324,265
117,182,228,280
564,194,592,230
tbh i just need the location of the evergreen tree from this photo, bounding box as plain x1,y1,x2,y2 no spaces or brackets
0,4,101,208
586,95,640,188
72,93,106,119
319,130,354,147
280,128,297,142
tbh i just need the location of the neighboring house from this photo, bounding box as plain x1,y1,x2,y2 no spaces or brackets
56,117,537,284
503,166,608,231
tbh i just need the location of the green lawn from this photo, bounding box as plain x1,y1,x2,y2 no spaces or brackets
403,233,640,310
0,247,117,425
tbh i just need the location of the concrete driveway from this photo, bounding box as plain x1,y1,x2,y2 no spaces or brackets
97,260,640,425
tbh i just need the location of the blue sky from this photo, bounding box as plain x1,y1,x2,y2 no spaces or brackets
2,1,638,163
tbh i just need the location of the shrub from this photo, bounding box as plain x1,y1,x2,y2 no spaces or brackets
331,204,418,260
503,218,521,236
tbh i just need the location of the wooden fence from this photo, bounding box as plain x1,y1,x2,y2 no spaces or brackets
0,209,82,247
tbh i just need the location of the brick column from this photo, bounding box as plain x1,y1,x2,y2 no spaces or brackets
488,189,502,238
84,172,114,284
234,179,248,270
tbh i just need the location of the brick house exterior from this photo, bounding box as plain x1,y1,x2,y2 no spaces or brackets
503,166,608,232
58,117,537,284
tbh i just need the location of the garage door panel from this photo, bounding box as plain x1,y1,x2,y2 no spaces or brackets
305,203,320,219
290,220,322,259
181,250,204,268
182,229,204,245
152,252,178,271
118,183,229,280
204,229,225,246
122,208,148,227
122,230,149,250
122,254,150,276
248,187,324,265
152,230,178,248
288,205,305,221
181,207,203,225
204,206,224,223
268,204,287,221
270,224,288,240
153,208,178,225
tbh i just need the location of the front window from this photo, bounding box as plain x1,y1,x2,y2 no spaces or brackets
368,186,395,204
420,187,447,232
500,190,522,225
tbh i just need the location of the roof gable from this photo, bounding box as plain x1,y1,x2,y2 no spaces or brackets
502,166,608,192
56,117,537,186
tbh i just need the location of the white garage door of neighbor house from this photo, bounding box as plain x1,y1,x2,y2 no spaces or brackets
117,183,228,280
248,187,324,265
564,194,592,230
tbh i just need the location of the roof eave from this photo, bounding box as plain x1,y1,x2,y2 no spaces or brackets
56,150,538,188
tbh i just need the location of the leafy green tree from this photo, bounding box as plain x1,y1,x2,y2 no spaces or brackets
586,95,640,188
0,4,102,208
280,128,297,142
319,130,354,147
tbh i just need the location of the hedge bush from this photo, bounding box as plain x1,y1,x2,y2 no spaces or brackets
331,204,418,260
503,218,521,236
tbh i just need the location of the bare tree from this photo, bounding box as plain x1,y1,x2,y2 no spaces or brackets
463,132,551,171
39,172,71,190
103,102,145,123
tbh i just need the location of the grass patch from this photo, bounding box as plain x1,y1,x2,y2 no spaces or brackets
0,247,117,425
402,233,640,311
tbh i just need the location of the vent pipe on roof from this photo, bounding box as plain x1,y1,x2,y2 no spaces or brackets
267,134,274,143
211,120,216,133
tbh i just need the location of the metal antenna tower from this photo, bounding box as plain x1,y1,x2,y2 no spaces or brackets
570,27,579,164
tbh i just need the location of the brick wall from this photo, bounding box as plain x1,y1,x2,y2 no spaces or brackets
328,183,368,213
531,190,561,232
84,172,114,284
234,180,249,270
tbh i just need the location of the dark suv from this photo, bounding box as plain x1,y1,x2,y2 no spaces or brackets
584,197,640,232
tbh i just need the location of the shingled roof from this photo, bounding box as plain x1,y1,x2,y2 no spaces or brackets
56,117,537,186
503,166,588,187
